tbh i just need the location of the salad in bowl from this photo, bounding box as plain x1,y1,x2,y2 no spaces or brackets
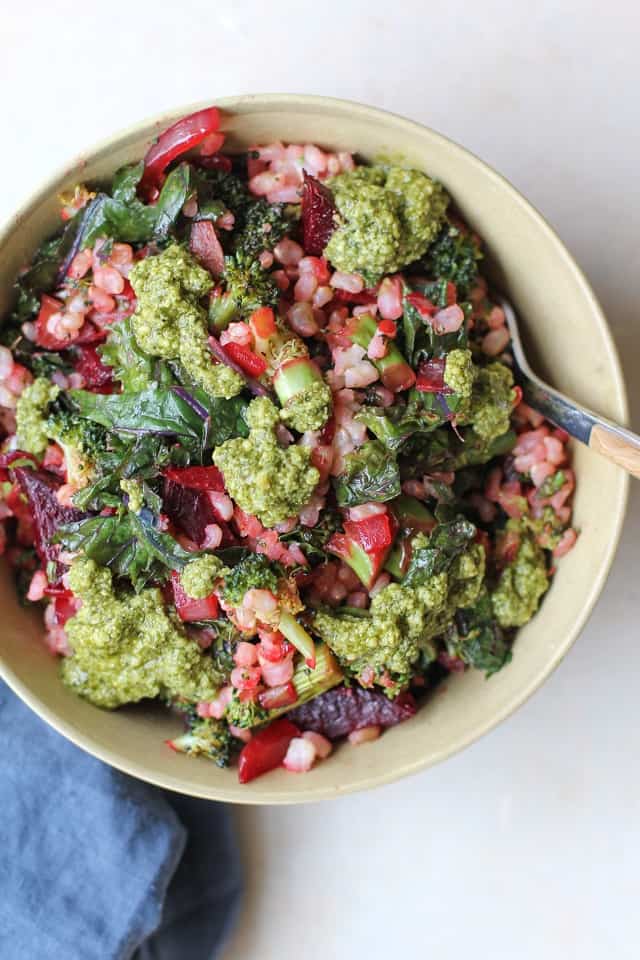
0,106,577,783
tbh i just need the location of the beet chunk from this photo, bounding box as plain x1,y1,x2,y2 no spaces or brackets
301,172,337,256
287,686,416,740
14,468,85,583
161,477,234,547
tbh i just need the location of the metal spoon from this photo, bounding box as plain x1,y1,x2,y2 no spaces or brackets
498,296,640,479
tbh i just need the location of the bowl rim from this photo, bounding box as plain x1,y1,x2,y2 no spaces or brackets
0,93,629,803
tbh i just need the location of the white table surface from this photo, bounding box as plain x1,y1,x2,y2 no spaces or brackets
2,3,638,958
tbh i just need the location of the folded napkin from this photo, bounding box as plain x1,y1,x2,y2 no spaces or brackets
0,681,242,960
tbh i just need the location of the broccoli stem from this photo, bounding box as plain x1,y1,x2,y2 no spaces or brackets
269,644,343,719
208,292,237,332
273,356,323,404
348,313,416,392
278,610,317,667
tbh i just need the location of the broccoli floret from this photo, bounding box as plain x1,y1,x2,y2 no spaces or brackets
313,528,486,691
168,716,235,767
222,553,280,605
197,169,254,225
221,551,318,665
226,692,269,730
213,397,319,528
61,558,224,708
15,377,60,456
234,200,291,258
47,408,107,488
209,251,279,328
421,221,482,297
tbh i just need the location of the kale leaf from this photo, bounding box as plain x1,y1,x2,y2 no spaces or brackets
421,222,482,299
450,592,512,677
56,507,196,591
69,383,210,444
333,440,401,507
356,402,443,452
402,517,476,586
81,163,192,247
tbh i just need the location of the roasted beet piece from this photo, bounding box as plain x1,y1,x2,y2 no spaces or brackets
301,172,337,256
14,468,85,583
161,476,234,547
73,345,113,391
287,686,416,740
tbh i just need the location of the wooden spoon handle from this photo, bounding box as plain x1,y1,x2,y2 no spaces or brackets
590,424,640,478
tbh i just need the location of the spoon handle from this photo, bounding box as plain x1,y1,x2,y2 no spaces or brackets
519,378,640,479
498,296,640,479
589,423,640,478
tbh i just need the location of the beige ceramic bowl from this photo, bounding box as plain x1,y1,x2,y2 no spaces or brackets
0,95,628,803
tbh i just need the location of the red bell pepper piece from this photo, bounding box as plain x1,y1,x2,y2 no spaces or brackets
170,571,220,622
327,532,388,591
405,291,437,317
415,357,451,394
52,593,81,627
343,511,395,553
249,306,277,341
189,220,226,278
162,465,225,492
139,106,221,197
222,342,267,378
237,718,301,784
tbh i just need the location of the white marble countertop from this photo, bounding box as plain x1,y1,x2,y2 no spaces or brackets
2,3,638,957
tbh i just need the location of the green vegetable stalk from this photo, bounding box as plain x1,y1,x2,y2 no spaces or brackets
347,313,416,392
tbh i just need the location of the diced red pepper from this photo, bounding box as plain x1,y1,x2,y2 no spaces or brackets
249,306,277,340
415,357,451,394
170,570,219,622
222,341,267,378
139,106,221,197
377,319,397,337
258,682,298,711
52,593,81,627
237,718,301,783
445,281,457,306
405,291,437,317
343,511,395,553
189,220,226,278
162,465,225,491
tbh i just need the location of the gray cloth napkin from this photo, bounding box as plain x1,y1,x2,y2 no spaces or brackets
0,681,242,960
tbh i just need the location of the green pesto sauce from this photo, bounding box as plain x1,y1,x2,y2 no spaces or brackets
15,377,60,456
313,542,485,686
279,379,333,433
444,348,474,399
324,164,449,282
180,555,228,599
213,397,319,528
467,362,516,442
491,523,549,628
129,244,244,399
61,558,223,708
